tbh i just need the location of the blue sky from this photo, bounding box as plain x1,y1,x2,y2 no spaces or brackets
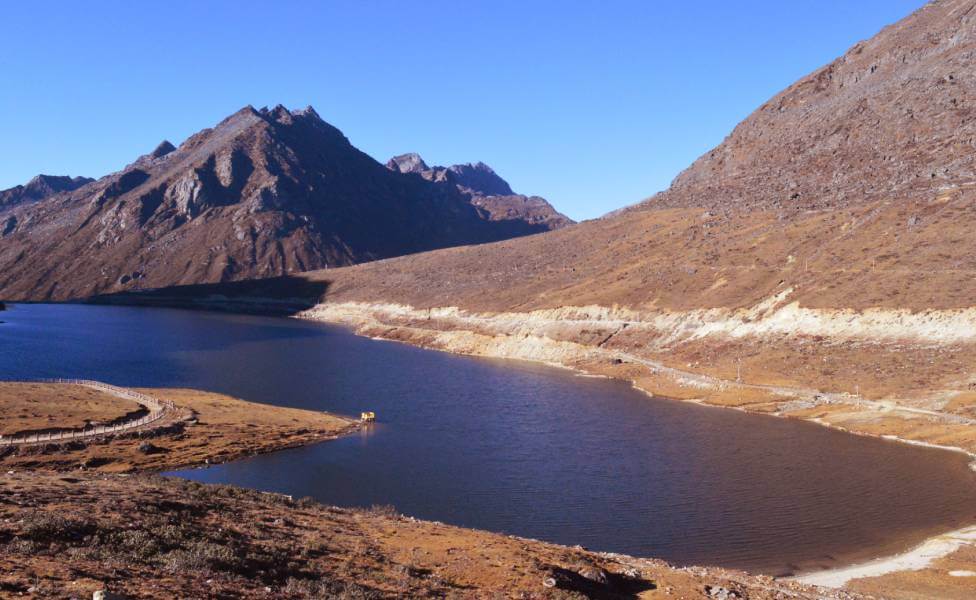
1,1,923,220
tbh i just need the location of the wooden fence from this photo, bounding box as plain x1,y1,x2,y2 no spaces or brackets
0,379,175,446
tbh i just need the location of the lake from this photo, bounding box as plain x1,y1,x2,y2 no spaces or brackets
2,302,975,575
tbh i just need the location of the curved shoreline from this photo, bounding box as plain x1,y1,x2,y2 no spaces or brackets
299,300,976,589
0,377,848,597
792,524,976,587
7,300,973,590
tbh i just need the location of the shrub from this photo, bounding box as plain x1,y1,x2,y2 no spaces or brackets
22,513,95,543
6,538,41,555
106,529,162,560
189,540,239,567
162,548,209,572
283,577,339,598
294,496,319,509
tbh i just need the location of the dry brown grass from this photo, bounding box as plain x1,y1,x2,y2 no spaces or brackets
0,384,355,473
0,383,138,436
311,194,976,313
0,472,841,599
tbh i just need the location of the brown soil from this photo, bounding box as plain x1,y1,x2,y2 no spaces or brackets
0,472,840,600
312,199,976,314
0,384,138,436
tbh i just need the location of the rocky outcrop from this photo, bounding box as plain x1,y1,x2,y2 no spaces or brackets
447,161,514,196
1,215,16,237
0,174,93,209
150,140,176,159
165,170,211,218
386,152,429,174
0,105,570,301
386,152,574,230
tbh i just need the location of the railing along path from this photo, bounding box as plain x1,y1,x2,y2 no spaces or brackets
0,379,175,446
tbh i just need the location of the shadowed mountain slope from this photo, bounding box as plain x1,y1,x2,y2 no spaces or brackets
0,106,566,301
386,152,574,230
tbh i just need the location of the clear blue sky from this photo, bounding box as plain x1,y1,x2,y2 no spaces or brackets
0,0,924,220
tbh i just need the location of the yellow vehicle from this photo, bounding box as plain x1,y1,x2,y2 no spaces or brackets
360,411,376,422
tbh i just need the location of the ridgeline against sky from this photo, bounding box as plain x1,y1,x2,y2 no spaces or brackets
0,0,925,220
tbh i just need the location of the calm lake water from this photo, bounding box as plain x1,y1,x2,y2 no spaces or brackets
2,303,976,575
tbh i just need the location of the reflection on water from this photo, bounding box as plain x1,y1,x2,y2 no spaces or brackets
2,303,976,575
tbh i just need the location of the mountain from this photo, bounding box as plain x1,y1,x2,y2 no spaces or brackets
445,162,515,197
0,174,93,209
292,7,976,577
0,105,569,301
312,0,976,324
649,0,976,216
386,153,573,230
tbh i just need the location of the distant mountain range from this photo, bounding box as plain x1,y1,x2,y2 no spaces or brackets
0,105,570,301
0,174,93,209
386,153,574,230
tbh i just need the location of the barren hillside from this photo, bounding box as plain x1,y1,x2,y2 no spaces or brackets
291,0,976,473
0,106,567,301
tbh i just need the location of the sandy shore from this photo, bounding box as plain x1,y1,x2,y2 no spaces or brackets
794,525,976,587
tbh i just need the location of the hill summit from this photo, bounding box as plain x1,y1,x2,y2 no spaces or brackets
0,105,570,301
386,152,572,229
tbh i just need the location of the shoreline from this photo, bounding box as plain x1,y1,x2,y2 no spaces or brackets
792,524,976,587
0,381,361,474
298,302,976,458
0,378,843,598
297,299,976,589
7,300,976,591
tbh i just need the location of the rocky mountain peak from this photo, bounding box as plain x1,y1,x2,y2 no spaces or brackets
383,153,571,229
150,141,176,159
384,155,515,196
386,153,430,174
264,104,294,124
0,104,571,301
1,174,94,209
292,105,322,121
447,162,514,196
26,174,92,192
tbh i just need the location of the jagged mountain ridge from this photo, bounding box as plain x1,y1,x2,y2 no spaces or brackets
0,175,94,209
386,152,573,229
0,105,568,301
